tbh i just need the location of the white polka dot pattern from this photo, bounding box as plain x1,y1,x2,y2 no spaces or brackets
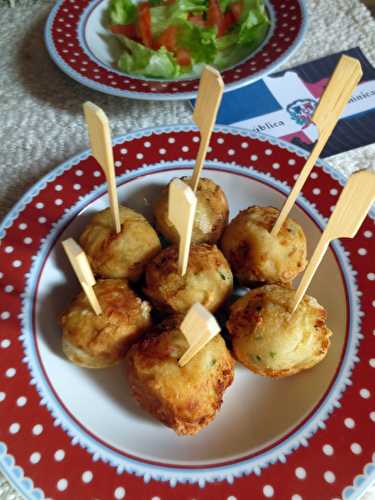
295,467,306,480
114,486,126,499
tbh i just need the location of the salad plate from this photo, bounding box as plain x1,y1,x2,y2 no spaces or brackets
0,125,374,500
44,0,308,100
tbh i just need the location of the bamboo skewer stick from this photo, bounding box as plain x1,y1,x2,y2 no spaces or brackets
271,55,363,237
191,66,224,192
62,238,102,315
168,178,197,276
179,303,221,367
83,101,121,234
291,170,375,312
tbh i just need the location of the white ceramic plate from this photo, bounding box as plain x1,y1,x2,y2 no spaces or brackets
0,126,373,500
44,0,308,100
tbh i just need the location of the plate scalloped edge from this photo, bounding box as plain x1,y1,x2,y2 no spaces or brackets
0,444,44,500
0,125,373,498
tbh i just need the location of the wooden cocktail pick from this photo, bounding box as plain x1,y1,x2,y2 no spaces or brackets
191,66,224,192
62,238,102,315
179,303,221,367
291,170,375,313
83,101,121,234
271,55,363,237
168,178,197,276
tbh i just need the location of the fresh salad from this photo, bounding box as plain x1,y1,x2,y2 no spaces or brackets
106,0,270,78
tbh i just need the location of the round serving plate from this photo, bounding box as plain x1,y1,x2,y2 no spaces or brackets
44,0,308,100
0,126,373,500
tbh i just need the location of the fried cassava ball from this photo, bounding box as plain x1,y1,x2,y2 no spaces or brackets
221,206,307,286
227,285,332,378
144,244,233,314
79,206,161,281
61,279,152,368
154,177,229,244
125,315,234,435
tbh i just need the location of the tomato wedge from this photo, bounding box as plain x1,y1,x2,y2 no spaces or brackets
222,10,236,32
188,13,206,28
176,48,192,66
138,3,152,48
207,0,226,37
109,24,139,40
229,1,243,22
154,27,191,67
154,26,177,52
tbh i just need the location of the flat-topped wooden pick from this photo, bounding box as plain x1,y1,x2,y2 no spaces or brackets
291,170,375,312
168,178,197,276
271,55,363,237
62,238,102,315
83,101,121,234
191,66,224,192
179,303,221,367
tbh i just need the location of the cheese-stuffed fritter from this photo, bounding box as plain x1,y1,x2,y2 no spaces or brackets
61,279,152,368
79,206,161,281
144,244,233,314
154,177,229,244
125,315,234,435
221,206,307,286
227,285,332,378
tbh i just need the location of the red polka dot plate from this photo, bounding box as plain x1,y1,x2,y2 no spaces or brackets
44,0,307,100
0,126,374,500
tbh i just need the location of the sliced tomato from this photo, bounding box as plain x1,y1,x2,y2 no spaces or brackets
229,1,243,22
207,0,226,36
176,48,192,66
138,3,152,48
222,10,236,32
109,24,139,40
154,26,177,52
188,13,206,28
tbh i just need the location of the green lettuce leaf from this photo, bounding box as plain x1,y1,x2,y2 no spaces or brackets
218,0,235,12
117,36,180,78
238,0,270,46
214,43,249,69
108,0,137,25
150,0,207,37
216,31,238,50
177,20,217,64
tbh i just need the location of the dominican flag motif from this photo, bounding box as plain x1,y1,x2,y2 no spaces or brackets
193,47,375,157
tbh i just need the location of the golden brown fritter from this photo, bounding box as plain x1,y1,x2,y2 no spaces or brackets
221,206,307,286
154,177,229,244
227,285,332,378
61,279,152,368
144,244,233,314
79,206,161,281
125,315,235,435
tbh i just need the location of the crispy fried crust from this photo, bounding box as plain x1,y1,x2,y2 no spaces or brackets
154,177,229,244
125,315,235,435
227,285,332,378
60,279,152,368
79,206,161,281
221,206,307,286
144,244,233,314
